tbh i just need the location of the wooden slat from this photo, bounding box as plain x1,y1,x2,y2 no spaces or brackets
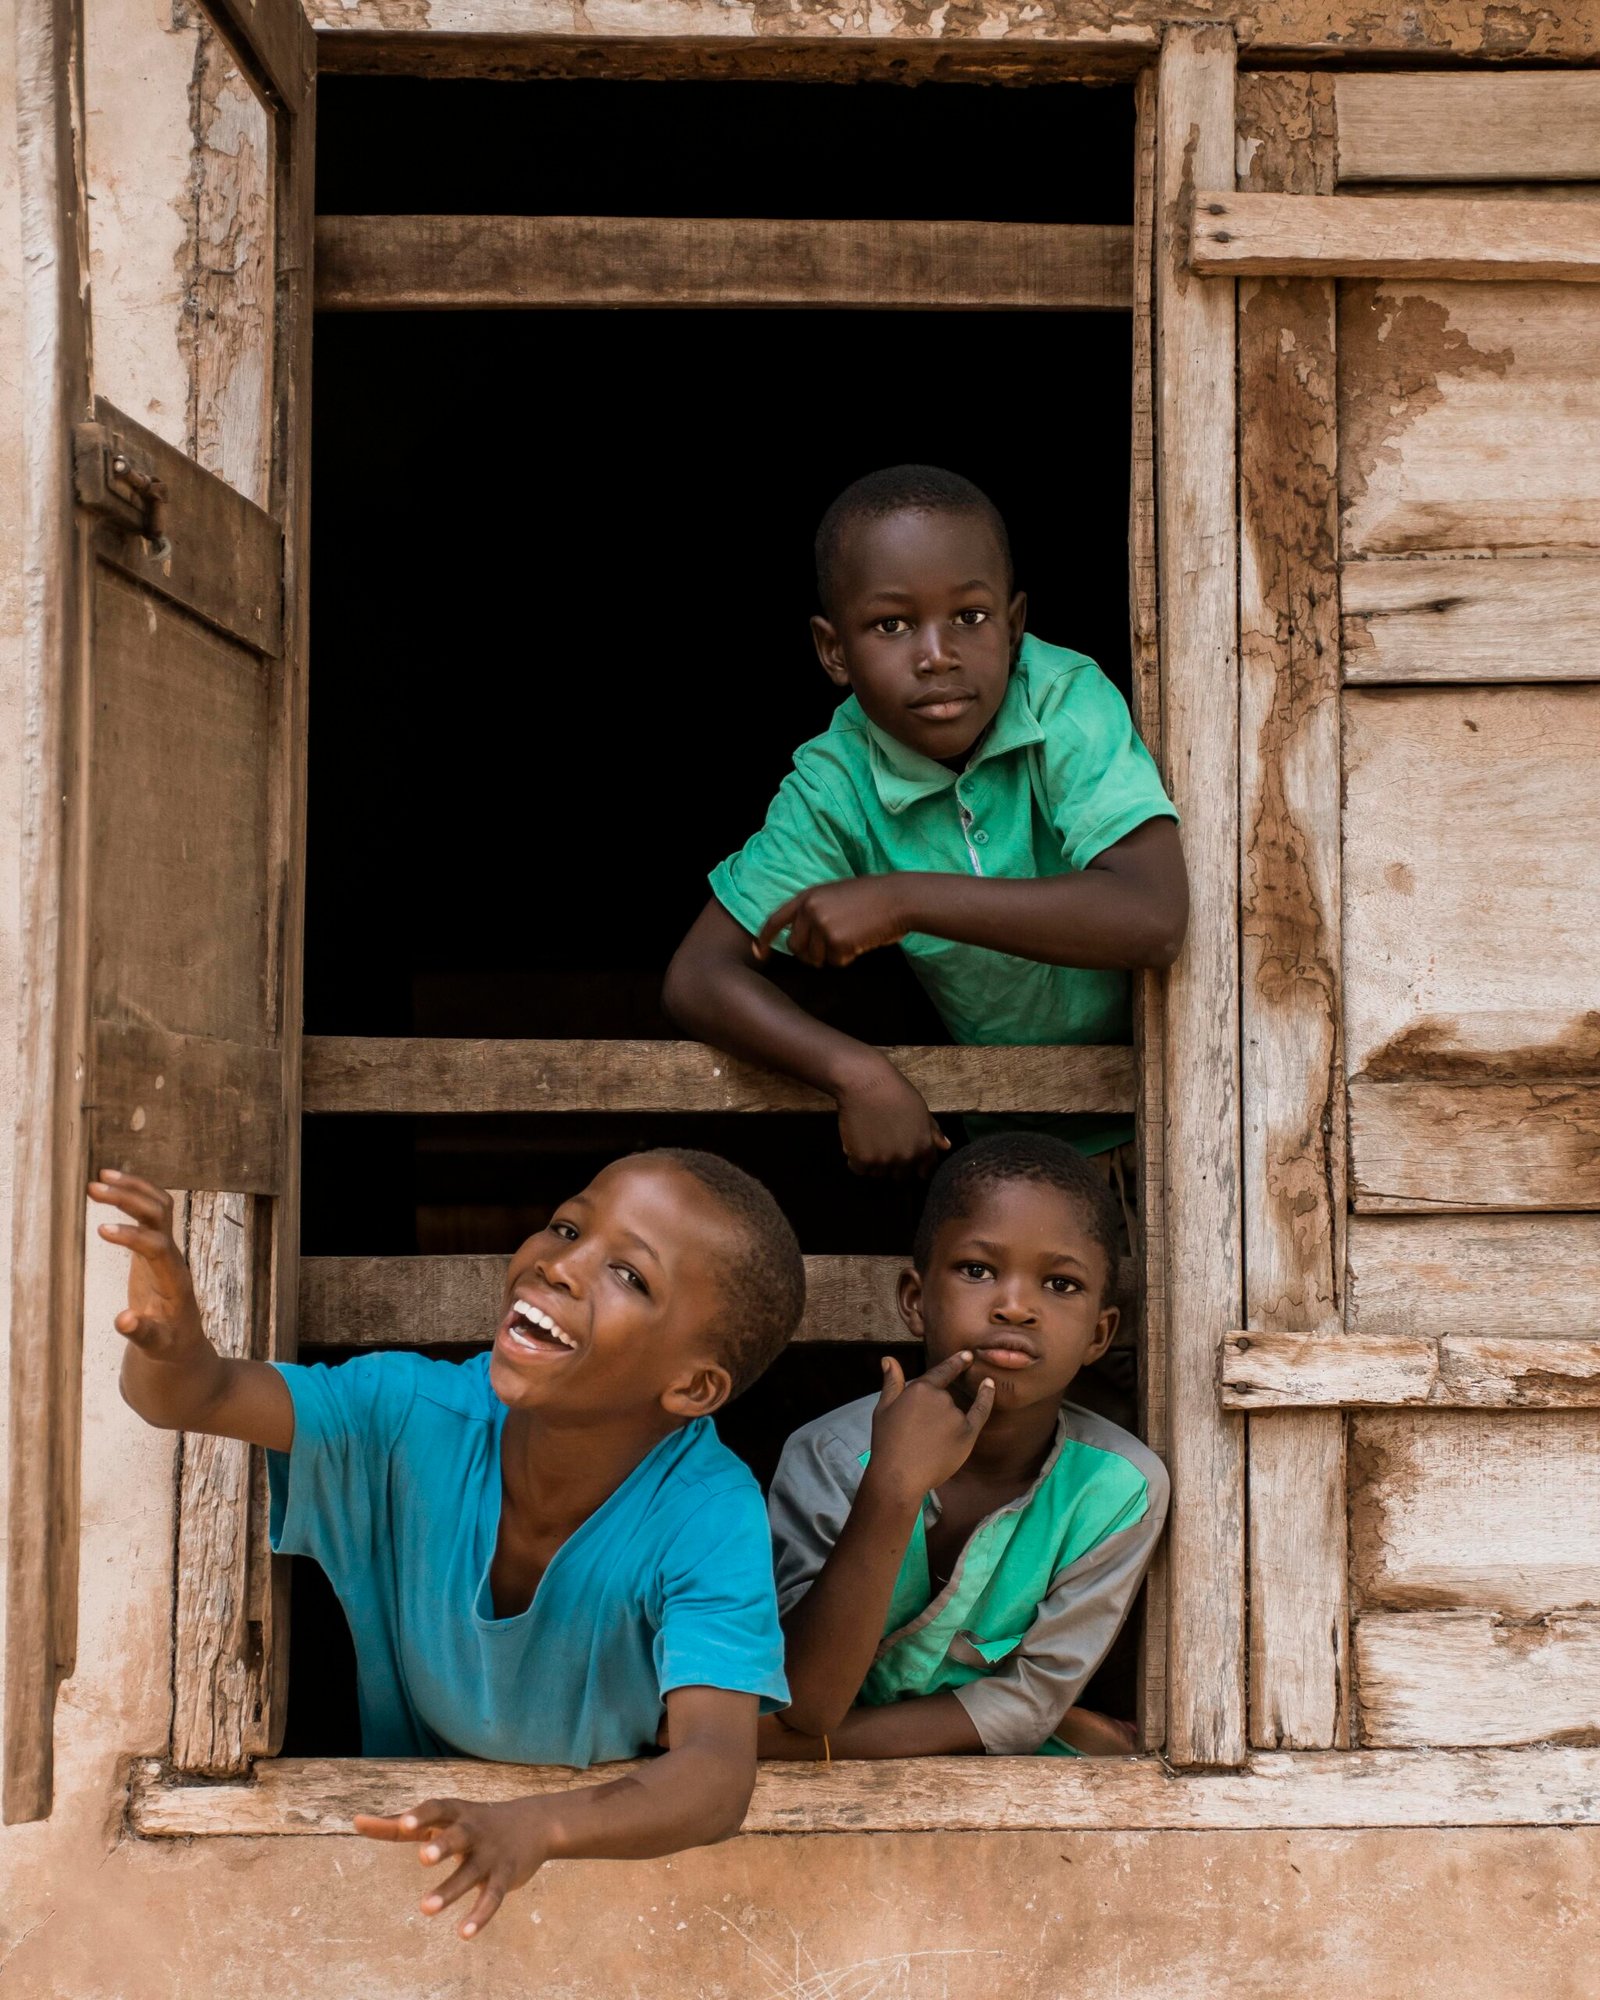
1350,1080,1600,1214
1343,555,1600,684
299,1253,908,1347
1349,1214,1600,1340
202,0,314,113
91,1024,282,1193
1156,23,1245,1770
1190,191,1600,284
1236,69,1347,1756
1349,1409,1600,1614
315,215,1135,313
301,1037,1137,1116
1343,687,1600,1079
1355,1613,1600,1748
1335,75,1600,185
1223,1331,1600,1410
129,1746,1600,1837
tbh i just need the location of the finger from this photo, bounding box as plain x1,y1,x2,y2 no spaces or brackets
457,1881,507,1941
397,1799,461,1837
918,1349,976,1391
965,1375,998,1432
417,1825,472,1867
421,1857,486,1917
877,1355,905,1408
113,1311,167,1348
88,1176,172,1227
95,1220,176,1259
787,909,826,970
352,1813,422,1842
754,895,805,962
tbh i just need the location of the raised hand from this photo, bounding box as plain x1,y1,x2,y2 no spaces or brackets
867,1350,997,1505
754,876,910,970
354,1796,557,1941
88,1170,204,1358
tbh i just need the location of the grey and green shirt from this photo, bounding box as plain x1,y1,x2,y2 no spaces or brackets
768,1394,1168,1756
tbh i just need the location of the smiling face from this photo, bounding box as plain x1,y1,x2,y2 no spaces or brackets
811,508,1027,766
899,1177,1119,1414
489,1157,736,1426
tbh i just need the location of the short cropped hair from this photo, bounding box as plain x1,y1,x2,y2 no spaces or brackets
814,464,1013,617
645,1147,805,1398
911,1132,1121,1299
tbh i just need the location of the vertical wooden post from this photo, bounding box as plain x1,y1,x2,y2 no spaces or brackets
1236,73,1350,1751
1156,22,1246,1768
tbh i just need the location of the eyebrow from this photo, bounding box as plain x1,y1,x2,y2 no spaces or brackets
963,1236,1091,1272
615,1228,663,1268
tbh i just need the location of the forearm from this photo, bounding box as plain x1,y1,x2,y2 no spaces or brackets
119,1334,233,1432
765,1695,983,1760
540,1743,753,1861
895,869,1181,971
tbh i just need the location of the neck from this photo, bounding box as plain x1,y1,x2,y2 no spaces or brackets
498,1403,682,1536
960,1389,1061,1489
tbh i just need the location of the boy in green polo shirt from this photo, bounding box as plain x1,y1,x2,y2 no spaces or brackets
663,464,1187,1175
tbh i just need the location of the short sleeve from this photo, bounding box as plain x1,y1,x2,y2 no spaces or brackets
1035,662,1177,872
654,1478,790,1711
708,747,863,954
267,1353,420,1582
766,1423,864,1619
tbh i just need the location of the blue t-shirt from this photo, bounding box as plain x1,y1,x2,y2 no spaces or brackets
267,1351,789,1765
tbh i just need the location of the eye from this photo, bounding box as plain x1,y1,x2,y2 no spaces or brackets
613,1264,650,1296
550,1218,578,1241
1045,1275,1082,1296
873,616,911,636
956,1261,993,1282
954,608,990,627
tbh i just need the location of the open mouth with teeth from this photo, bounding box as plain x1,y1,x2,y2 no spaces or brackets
498,1296,580,1360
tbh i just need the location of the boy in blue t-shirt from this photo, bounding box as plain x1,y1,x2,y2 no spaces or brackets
91,1147,802,1940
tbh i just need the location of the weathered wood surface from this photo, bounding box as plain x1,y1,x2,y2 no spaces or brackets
302,1037,1137,1116
1343,687,1600,1079
130,1745,1600,1836
1342,555,1600,683
90,1024,282,1194
6,0,93,1828
1223,1331,1600,1410
300,1253,909,1347
1335,75,1600,185
1349,1215,1600,1339
1350,1081,1600,1213
1340,283,1600,557
1190,191,1600,284
1355,1614,1600,1748
1235,69,1346,1755
204,0,315,112
316,215,1136,313
1156,24,1245,1769
1349,1410,1600,1614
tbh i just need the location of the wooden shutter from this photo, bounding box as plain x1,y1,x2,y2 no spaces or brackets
6,0,314,1823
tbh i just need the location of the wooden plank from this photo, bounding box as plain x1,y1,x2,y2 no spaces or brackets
1343,555,1600,684
201,0,315,113
1340,282,1600,558
1156,22,1245,1770
1344,687,1600,1081
129,1746,1600,1837
299,1253,907,1347
1335,75,1600,186
1349,1215,1600,1340
1223,1331,1600,1410
301,1037,1137,1117
1350,1080,1600,1214
1190,191,1600,284
6,0,93,1828
315,214,1136,313
1355,1613,1600,1748
91,1024,282,1194
1349,1409,1600,1614
1236,70,1347,1755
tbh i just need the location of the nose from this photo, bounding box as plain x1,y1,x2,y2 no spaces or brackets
990,1288,1038,1327
914,622,956,674
535,1239,584,1296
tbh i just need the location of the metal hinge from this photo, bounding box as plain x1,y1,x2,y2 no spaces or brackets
73,421,171,557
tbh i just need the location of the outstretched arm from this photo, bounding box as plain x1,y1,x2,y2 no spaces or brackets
89,1171,293,1451
354,1685,758,1940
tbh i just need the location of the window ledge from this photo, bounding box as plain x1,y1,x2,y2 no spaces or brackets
129,1747,1600,1838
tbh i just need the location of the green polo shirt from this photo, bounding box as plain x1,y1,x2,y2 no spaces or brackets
709,636,1176,1153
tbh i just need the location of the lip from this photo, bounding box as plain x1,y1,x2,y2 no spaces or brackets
494,1290,582,1364
907,688,978,721
971,1338,1038,1372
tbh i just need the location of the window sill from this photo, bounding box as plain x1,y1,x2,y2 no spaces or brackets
129,1747,1600,1838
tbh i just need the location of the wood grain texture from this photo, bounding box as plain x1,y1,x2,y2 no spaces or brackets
301,1038,1137,1116
1349,1214,1600,1339
1335,74,1600,185
1235,70,1346,1754
1343,687,1600,1079
1340,282,1600,557
1355,1613,1600,1748
1349,1409,1600,1614
90,1024,282,1193
1223,1331,1600,1410
1342,554,1600,683
315,215,1136,313
203,0,316,111
1191,191,1600,283
1156,23,1245,1769
1350,1080,1600,1213
129,1745,1600,1837
6,0,94,1828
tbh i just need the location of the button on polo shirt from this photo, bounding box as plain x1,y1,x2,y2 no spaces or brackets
709,636,1177,1154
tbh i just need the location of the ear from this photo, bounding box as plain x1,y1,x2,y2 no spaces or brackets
1007,590,1028,663
1083,1302,1120,1368
896,1266,927,1341
811,613,851,688
661,1360,734,1423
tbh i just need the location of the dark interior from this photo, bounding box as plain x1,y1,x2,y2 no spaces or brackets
286,72,1139,1756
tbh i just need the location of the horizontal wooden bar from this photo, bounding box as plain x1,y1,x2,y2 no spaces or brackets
1335,75,1600,185
1348,1214,1600,1341
314,214,1134,312
1189,191,1600,284
92,1022,282,1194
300,1252,908,1346
129,1746,1600,1836
1349,1079,1600,1214
302,1038,1137,1117
1354,1613,1600,1750
1342,555,1600,686
1221,1331,1600,1411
